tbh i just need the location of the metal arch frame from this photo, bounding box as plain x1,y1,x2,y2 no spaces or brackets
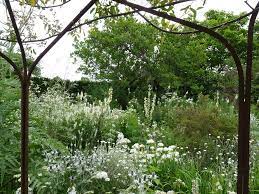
1,0,98,193
112,1,258,193
0,0,258,193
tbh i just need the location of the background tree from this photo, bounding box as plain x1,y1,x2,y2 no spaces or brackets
74,10,259,108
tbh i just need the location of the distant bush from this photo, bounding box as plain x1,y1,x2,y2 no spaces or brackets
153,93,237,148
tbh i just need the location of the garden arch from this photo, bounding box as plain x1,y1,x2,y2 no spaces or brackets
0,0,258,193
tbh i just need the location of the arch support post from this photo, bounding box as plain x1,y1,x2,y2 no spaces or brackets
237,100,250,194
112,0,258,193
237,5,259,193
20,76,30,194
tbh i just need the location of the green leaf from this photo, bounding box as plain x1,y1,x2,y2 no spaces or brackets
30,0,37,6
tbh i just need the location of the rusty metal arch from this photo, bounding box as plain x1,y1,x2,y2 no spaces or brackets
114,1,258,193
0,0,258,193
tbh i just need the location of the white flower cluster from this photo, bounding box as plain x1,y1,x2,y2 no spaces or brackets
31,88,123,128
67,186,76,194
155,190,175,194
94,171,110,181
42,132,258,193
43,134,181,193
117,132,131,145
130,139,180,165
15,187,33,194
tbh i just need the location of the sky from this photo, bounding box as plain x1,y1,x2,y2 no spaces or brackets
1,0,259,80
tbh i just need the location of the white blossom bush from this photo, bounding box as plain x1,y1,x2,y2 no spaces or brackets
29,132,258,194
30,87,124,150
37,133,183,193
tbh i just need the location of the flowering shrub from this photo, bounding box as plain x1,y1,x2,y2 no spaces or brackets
1,86,258,193
30,88,124,150
26,134,258,193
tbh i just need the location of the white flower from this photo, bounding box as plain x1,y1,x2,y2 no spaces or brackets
169,145,177,151
117,132,124,140
161,154,167,159
157,147,164,152
155,191,166,194
147,139,155,144
167,191,175,194
15,188,21,194
67,186,77,194
227,192,236,194
146,154,154,159
13,174,20,178
117,137,131,145
94,171,109,180
158,143,164,147
192,179,199,194
216,181,223,190
132,143,140,150
16,187,33,194
173,151,179,157
139,144,145,148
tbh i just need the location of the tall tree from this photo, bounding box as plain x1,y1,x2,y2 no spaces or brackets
74,17,213,108
74,10,254,107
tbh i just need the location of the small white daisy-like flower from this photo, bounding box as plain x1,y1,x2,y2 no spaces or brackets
158,143,164,147
147,139,155,144
94,171,109,180
67,186,77,194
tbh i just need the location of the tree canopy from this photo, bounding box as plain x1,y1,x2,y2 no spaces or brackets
74,10,259,108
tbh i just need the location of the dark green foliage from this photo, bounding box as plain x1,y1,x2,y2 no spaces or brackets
0,52,41,79
0,78,20,192
31,76,110,103
74,16,218,108
74,11,259,108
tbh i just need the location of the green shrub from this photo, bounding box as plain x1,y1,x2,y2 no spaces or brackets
156,94,237,148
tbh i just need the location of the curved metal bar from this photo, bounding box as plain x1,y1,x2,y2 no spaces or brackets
139,8,259,35
28,0,98,78
14,0,72,9
114,0,245,100
0,51,22,80
113,1,257,193
0,0,195,44
4,0,27,70
237,2,259,193
1,0,256,44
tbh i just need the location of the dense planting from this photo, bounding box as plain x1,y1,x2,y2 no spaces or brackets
0,83,258,193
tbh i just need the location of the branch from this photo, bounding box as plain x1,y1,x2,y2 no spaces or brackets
0,0,195,44
114,0,245,99
5,0,27,69
0,0,254,44
245,0,255,10
139,8,258,35
13,0,72,9
0,51,22,80
138,12,182,34
28,0,98,78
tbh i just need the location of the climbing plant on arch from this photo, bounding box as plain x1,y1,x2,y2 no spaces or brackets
0,0,258,193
